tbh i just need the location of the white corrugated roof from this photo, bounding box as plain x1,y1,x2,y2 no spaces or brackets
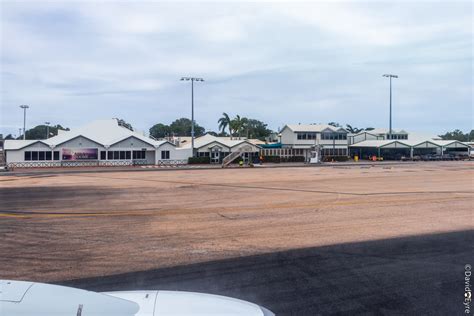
350,139,466,148
3,140,45,150
4,119,170,150
284,124,347,133
355,128,408,135
350,140,408,148
180,134,259,149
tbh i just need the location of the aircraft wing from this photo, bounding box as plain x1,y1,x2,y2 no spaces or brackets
1,280,274,316
0,280,140,316
104,290,274,315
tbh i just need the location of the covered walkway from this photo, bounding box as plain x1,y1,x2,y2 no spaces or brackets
350,139,470,160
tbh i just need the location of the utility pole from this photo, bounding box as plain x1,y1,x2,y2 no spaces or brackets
180,77,204,156
382,74,398,140
19,105,29,140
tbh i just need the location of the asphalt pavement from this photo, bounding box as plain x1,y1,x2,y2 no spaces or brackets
60,230,473,316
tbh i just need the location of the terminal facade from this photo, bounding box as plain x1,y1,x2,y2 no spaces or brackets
2,120,471,167
3,119,190,168
262,124,470,161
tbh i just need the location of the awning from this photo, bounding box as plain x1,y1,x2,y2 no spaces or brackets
259,143,282,148
292,145,313,149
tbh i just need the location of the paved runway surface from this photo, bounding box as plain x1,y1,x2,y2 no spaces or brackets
61,230,473,316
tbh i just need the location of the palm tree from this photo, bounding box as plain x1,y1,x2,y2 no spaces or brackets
241,117,250,138
218,113,233,139
231,115,246,139
345,124,362,134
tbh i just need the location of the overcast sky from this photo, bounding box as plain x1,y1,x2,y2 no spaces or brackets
1,1,472,137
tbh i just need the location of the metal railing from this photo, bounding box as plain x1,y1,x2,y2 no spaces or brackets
221,151,242,167
156,159,188,165
6,159,189,169
7,161,62,168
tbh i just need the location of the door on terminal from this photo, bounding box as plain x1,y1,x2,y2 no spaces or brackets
242,152,249,163
211,151,220,163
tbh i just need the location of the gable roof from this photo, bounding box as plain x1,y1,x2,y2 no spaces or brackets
350,138,469,148
283,124,347,133
3,140,50,150
181,134,231,150
180,134,261,150
349,140,411,148
53,134,105,148
45,119,159,147
4,119,164,150
108,135,156,148
355,128,408,136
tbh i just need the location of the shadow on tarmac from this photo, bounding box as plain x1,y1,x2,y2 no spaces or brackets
59,230,473,315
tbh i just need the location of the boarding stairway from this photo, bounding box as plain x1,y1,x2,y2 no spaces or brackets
221,145,254,168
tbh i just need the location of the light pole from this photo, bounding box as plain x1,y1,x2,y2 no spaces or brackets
45,122,50,139
19,105,29,140
382,74,398,140
180,77,204,156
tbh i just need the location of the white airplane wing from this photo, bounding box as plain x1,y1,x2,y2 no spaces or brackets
0,280,139,316
104,290,274,316
1,280,275,316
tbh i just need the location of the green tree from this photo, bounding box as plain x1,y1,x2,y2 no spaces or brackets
149,118,205,138
439,129,473,142
24,124,69,140
117,118,133,131
218,113,272,140
0,134,14,140
218,113,233,139
243,118,272,140
169,118,205,136
149,123,171,139
328,122,341,127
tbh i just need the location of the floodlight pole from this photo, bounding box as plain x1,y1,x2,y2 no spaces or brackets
191,79,194,154
45,122,50,139
20,105,29,140
383,74,398,140
180,77,204,157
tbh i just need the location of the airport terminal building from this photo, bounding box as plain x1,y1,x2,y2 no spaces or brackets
261,124,470,161
173,134,262,164
3,120,470,168
3,119,191,168
347,129,470,160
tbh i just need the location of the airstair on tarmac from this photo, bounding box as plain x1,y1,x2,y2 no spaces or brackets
221,145,254,168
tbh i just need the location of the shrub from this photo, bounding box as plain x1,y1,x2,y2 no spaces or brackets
283,156,305,162
262,155,281,163
322,156,349,162
188,156,210,164
262,155,306,163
